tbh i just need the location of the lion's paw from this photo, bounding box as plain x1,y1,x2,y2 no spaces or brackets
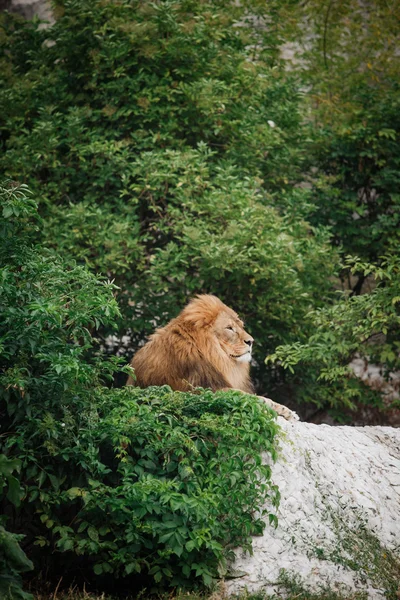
276,406,300,422
258,396,300,422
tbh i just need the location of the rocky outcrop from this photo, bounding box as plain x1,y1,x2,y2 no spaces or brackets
0,0,53,23
227,420,400,599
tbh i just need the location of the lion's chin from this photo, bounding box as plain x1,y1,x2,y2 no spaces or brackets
234,352,252,364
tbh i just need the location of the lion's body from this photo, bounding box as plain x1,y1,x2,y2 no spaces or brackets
127,295,254,393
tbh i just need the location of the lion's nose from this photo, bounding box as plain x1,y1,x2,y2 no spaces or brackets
245,338,253,347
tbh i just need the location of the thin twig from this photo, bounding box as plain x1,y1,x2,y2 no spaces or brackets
52,576,63,600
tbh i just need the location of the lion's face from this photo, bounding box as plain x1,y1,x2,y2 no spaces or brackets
213,310,254,363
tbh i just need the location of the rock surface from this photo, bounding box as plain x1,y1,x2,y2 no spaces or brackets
0,0,53,23
227,420,400,599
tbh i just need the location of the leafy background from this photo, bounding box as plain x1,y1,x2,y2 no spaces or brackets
0,0,399,596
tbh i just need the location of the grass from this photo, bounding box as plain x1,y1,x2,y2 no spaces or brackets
33,590,112,600
30,575,374,600
30,554,400,600
31,585,210,600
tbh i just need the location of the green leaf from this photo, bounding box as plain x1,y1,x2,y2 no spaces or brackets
87,526,99,543
6,475,22,507
185,540,196,552
0,455,21,477
2,205,14,218
66,487,83,499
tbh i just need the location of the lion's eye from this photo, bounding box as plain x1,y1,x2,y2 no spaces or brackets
226,326,234,332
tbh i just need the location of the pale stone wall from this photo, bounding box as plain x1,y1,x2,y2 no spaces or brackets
0,0,53,23
227,419,400,599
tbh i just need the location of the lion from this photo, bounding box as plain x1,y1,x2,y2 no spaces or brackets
127,294,298,421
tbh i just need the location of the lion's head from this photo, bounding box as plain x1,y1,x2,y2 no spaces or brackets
180,294,254,363
128,294,255,394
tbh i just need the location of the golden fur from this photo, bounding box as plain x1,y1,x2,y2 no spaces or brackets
127,294,254,393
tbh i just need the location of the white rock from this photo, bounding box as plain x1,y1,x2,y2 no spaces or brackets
5,0,54,25
227,419,400,598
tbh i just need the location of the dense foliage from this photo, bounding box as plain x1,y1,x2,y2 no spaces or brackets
279,0,400,269
0,0,338,392
268,257,400,417
0,0,399,592
0,183,279,590
0,455,33,600
307,88,400,267
55,386,279,585
262,1,400,413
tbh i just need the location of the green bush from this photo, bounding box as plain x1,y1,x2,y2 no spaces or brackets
47,386,279,585
306,87,400,268
276,0,400,277
267,256,400,417
0,455,33,600
0,182,279,588
256,0,400,416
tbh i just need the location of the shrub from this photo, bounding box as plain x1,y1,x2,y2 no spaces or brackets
0,455,33,600
267,256,400,417
276,0,400,280
44,386,279,586
306,86,400,270
0,182,279,588
259,1,400,416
